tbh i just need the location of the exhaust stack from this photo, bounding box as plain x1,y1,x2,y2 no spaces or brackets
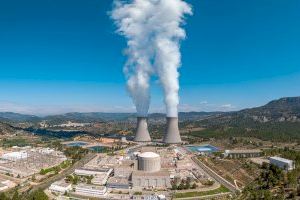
134,117,151,142
163,117,181,144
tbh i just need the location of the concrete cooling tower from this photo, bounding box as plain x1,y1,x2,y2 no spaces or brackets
163,117,182,144
134,117,151,142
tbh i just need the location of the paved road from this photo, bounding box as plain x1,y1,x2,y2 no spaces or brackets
174,192,232,200
28,152,97,194
191,156,240,193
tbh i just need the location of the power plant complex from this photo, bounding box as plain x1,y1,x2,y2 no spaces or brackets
134,116,181,144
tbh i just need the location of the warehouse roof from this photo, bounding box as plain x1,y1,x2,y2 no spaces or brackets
270,156,293,163
225,149,262,154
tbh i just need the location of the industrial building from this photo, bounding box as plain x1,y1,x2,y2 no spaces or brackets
107,176,130,189
49,180,72,194
131,152,171,189
0,147,67,177
74,168,112,186
74,184,107,198
132,170,171,188
2,151,28,161
137,152,161,172
74,168,112,177
223,149,262,159
269,156,295,171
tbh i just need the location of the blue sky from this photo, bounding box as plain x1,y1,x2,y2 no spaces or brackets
0,0,299,115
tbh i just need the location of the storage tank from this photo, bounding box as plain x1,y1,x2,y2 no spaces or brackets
138,152,161,172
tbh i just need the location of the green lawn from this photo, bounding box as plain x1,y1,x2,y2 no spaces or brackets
174,185,230,198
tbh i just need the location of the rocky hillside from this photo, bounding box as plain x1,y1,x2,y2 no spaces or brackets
0,122,18,135
200,97,300,126
191,97,300,141
240,97,300,123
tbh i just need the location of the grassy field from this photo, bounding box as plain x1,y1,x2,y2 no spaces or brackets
174,185,230,198
198,155,261,188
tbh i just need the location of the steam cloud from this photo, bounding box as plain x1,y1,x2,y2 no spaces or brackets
111,0,192,117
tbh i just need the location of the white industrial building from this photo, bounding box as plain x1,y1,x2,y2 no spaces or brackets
74,168,112,177
37,148,55,154
0,147,67,177
269,156,295,171
74,168,112,185
2,151,28,161
49,180,72,194
132,152,171,189
74,184,107,198
223,149,262,159
107,176,130,189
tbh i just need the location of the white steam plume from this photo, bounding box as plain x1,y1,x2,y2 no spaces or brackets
111,0,192,117
152,0,192,117
111,0,155,117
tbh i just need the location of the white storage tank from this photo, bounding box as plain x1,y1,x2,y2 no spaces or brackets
138,152,161,172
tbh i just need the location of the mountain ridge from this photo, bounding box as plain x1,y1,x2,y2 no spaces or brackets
0,96,299,124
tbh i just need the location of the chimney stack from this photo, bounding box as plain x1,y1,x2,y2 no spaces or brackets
134,117,151,142
163,117,181,144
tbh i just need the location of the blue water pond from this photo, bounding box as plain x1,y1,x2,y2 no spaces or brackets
187,144,219,153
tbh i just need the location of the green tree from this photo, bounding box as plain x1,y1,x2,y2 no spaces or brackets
12,190,20,200
28,189,49,200
39,169,45,175
171,184,177,190
71,175,79,185
191,183,197,189
0,193,9,200
287,171,298,188
86,175,93,184
32,174,36,181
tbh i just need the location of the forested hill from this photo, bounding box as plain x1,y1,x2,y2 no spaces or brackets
193,97,300,141
200,97,300,125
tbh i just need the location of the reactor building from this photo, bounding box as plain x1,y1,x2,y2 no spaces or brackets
137,152,161,172
132,152,171,189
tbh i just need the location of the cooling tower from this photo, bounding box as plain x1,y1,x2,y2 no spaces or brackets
163,117,181,144
134,117,151,142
